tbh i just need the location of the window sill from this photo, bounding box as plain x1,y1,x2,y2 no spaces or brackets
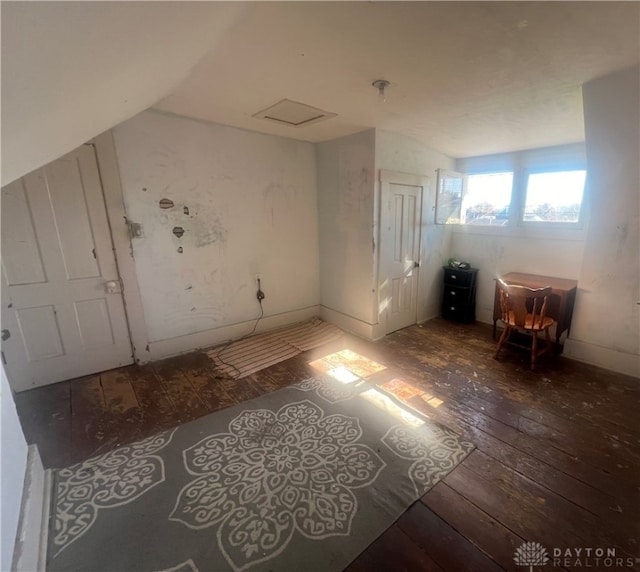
449,222,586,242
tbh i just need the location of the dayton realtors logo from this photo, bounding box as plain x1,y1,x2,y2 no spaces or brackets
514,542,549,572
514,542,638,570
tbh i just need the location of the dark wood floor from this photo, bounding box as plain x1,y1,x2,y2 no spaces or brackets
14,318,640,571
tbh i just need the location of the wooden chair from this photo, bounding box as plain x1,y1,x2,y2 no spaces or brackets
493,279,556,370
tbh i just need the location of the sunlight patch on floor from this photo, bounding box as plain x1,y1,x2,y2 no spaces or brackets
380,378,444,409
359,388,425,428
309,349,387,379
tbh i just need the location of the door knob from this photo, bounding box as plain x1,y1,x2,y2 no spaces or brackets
105,280,120,294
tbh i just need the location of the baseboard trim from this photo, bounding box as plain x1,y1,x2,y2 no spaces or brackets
563,338,640,378
12,445,51,572
143,306,322,362
320,306,383,340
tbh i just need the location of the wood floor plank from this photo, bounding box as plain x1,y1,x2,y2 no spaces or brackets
69,375,112,464
14,380,72,468
345,524,444,572
421,481,525,571
397,501,504,572
172,351,237,412
151,358,209,423
445,450,638,558
395,370,640,504
129,364,182,431
99,368,140,415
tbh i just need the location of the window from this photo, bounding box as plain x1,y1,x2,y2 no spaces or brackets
461,172,513,226
523,170,586,223
438,143,588,228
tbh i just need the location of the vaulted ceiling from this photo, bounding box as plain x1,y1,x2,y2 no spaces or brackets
2,2,639,186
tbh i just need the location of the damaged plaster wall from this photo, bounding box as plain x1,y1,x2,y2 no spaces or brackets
112,110,319,344
375,129,455,324
565,66,640,376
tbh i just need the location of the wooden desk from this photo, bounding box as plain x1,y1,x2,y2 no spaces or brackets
493,272,578,351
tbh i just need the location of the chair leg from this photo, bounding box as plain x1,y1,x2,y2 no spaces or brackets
494,325,511,359
545,327,554,357
531,331,538,370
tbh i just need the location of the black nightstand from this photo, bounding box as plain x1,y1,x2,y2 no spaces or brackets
441,266,479,323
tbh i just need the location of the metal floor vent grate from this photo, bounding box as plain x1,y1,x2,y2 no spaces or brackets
252,99,336,127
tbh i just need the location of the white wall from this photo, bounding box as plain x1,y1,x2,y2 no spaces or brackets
113,110,320,350
316,130,377,335
450,228,585,324
565,66,640,376
1,365,28,571
375,130,455,323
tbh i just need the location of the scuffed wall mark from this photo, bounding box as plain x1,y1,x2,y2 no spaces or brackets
185,285,192,290
616,223,629,258
338,144,372,228
142,187,147,192
489,239,505,263
145,344,150,352
263,180,297,227
159,198,174,209
191,307,196,312
183,206,189,215
193,215,228,248
173,226,185,238
372,237,376,253
177,247,183,254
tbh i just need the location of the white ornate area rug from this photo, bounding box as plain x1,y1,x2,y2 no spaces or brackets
47,375,474,572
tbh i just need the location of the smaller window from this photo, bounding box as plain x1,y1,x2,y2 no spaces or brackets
435,169,465,224
523,170,586,224
462,172,513,226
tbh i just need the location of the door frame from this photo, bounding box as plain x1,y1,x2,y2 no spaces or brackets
92,131,149,364
374,170,430,338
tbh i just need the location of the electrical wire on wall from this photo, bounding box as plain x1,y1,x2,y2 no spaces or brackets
211,278,265,380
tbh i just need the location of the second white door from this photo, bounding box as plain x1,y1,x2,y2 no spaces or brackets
379,172,425,334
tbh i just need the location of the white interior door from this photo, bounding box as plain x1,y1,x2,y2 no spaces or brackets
1,144,133,391
379,172,424,334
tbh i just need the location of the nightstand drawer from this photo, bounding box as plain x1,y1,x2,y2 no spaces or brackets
443,285,470,303
442,303,473,322
443,267,475,287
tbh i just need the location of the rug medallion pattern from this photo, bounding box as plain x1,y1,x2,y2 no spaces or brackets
293,375,363,403
382,424,475,496
52,429,177,555
169,400,385,570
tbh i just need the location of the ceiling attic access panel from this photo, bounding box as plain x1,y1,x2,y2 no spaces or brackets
253,99,337,128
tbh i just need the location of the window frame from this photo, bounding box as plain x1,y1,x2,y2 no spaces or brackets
520,167,588,229
434,168,467,225
445,143,588,232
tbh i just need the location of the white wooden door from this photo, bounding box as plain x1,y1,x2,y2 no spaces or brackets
1,144,133,391
379,172,424,334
